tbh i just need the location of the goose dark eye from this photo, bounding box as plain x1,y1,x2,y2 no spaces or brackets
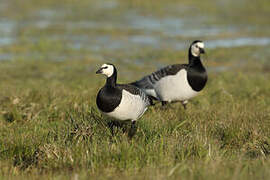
103,66,108,69
195,45,199,48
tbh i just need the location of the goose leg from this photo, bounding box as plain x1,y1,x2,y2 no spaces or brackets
108,120,122,136
161,101,168,106
107,121,115,136
181,100,188,110
128,120,137,139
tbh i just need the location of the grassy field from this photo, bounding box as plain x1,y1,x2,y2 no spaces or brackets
0,0,270,179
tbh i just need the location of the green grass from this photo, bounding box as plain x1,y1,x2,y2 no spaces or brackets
0,47,269,179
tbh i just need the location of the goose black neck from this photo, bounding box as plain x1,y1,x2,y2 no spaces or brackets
188,49,202,67
106,70,117,87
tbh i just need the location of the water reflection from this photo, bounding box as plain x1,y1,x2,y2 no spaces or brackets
207,37,270,48
0,1,269,62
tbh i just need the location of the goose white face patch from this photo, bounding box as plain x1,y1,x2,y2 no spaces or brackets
197,42,204,49
191,42,204,57
100,64,114,77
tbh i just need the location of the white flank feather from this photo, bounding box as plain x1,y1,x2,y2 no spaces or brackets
154,69,198,102
105,90,148,121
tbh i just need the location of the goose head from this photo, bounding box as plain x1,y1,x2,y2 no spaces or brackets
190,40,205,57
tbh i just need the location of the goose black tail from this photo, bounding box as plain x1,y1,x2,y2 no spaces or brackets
130,81,140,88
148,95,158,106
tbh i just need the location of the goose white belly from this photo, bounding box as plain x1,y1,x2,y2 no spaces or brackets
144,88,158,99
154,69,198,102
105,90,148,121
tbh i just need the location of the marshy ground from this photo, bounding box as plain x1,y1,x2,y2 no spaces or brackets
0,0,270,179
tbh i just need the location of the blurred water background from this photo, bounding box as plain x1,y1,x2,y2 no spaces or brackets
0,0,269,66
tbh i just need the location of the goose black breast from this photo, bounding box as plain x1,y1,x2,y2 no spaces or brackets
187,66,208,92
96,86,122,113
96,84,142,113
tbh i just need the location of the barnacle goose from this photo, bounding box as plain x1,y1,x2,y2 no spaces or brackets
96,63,152,137
131,40,207,109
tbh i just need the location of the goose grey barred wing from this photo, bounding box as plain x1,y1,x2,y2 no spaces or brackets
151,64,188,82
118,84,153,106
118,84,140,95
131,64,188,87
130,75,154,90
